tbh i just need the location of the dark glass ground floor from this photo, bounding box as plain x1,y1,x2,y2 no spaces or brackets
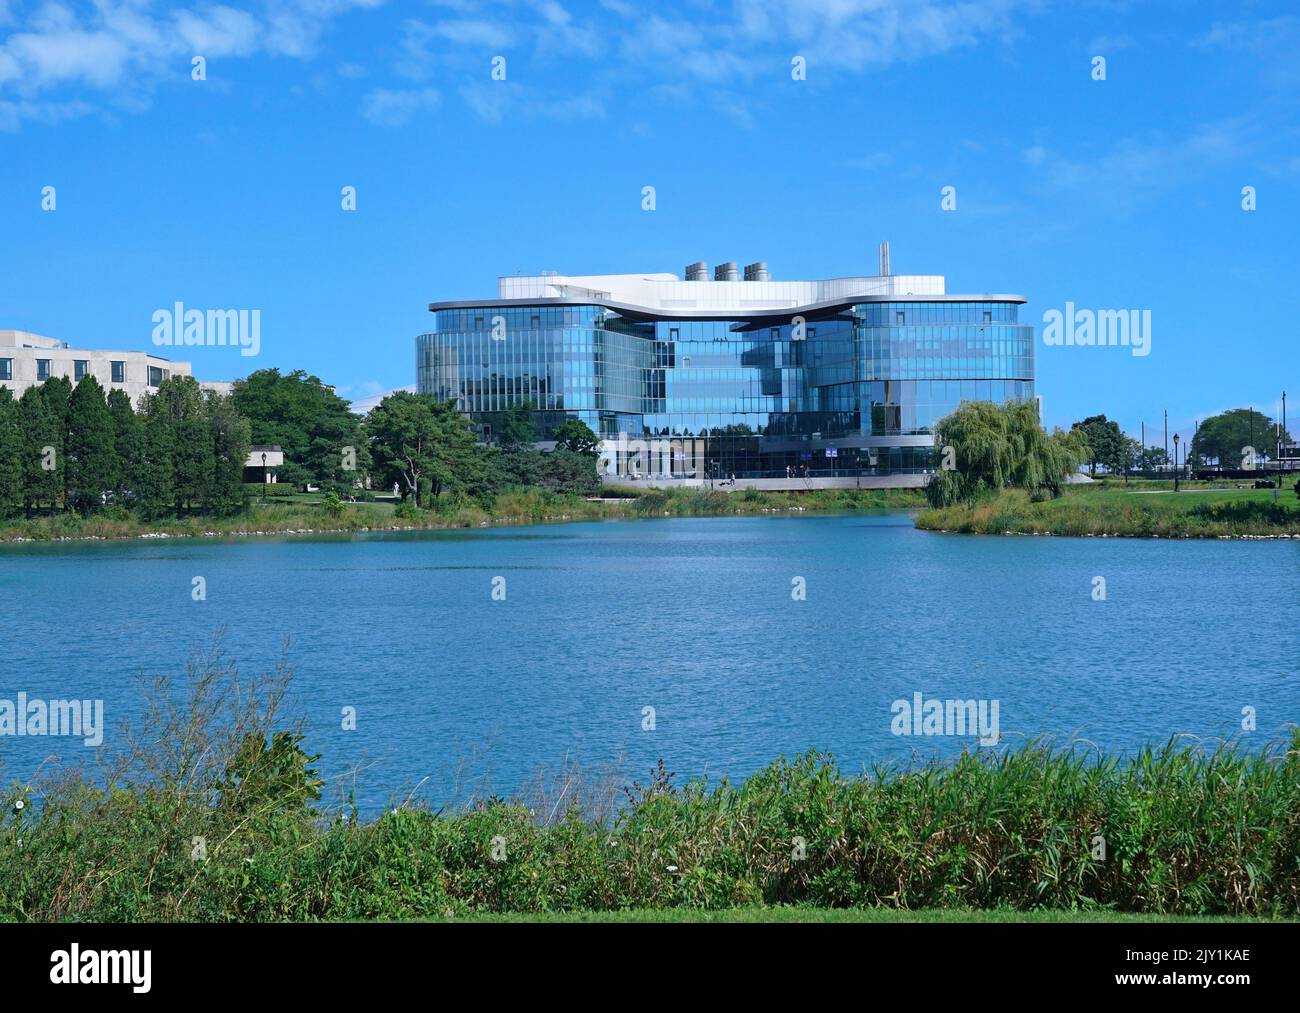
468,409,938,478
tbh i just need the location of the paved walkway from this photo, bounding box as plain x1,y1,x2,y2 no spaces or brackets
604,474,930,491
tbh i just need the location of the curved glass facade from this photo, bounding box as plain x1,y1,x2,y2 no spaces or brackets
417,299,1034,477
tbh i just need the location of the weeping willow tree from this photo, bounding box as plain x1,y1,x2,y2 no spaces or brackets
926,400,1088,508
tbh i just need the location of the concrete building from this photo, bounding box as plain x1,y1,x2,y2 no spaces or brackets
244,445,284,484
0,329,231,405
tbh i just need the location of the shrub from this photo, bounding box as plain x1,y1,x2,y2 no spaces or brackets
927,401,1087,508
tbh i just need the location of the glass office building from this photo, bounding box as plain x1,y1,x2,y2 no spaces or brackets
416,257,1034,478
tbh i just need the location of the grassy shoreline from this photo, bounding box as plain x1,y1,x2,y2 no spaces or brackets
8,738,1298,922
918,482,1300,539
5,642,1297,923
0,485,927,544
433,906,1290,923
8,479,1298,545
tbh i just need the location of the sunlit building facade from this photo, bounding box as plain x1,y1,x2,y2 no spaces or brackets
416,251,1034,478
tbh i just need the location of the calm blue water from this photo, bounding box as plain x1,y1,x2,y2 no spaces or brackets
1,514,1297,812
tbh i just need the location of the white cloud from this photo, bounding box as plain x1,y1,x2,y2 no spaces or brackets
733,0,1037,70
1019,119,1255,210
1194,16,1300,86
1195,16,1300,53
0,95,93,131
1085,34,1135,52
0,0,384,123
347,383,416,414
362,86,440,126
528,0,602,58
174,7,262,58
0,0,1046,129
459,81,604,124
429,17,516,49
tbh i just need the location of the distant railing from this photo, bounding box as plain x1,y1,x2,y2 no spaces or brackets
632,466,935,481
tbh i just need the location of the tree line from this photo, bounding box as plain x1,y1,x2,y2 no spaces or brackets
927,400,1299,509
0,368,603,521
1071,409,1294,477
364,392,600,507
229,370,600,507
0,375,250,519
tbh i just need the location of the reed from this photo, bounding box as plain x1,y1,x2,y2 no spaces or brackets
4,649,1296,921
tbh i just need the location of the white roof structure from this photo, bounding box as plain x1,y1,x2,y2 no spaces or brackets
495,270,946,315
431,250,1025,320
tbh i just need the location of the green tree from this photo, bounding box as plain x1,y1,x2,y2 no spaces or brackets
551,417,600,456
367,393,489,505
39,375,73,440
38,375,73,505
426,400,491,499
1191,408,1292,469
1071,414,1128,477
497,399,537,451
231,369,367,491
205,392,252,515
64,376,118,514
151,377,214,511
537,448,601,495
927,400,1087,508
490,447,541,490
107,388,143,502
1007,401,1088,495
0,388,23,518
1135,445,1168,472
18,386,62,512
366,392,435,505
135,406,175,519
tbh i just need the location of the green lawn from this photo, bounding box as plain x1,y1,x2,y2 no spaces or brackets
435,907,1291,924
1082,480,1293,502
916,481,1300,538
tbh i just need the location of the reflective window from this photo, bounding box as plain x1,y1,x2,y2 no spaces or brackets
415,299,1034,475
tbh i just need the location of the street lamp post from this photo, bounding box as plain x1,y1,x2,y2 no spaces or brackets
1172,434,1180,492
261,451,267,502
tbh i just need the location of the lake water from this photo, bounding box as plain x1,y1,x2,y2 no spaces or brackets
1,514,1297,813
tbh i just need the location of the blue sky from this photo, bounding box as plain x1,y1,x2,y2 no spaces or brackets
1,0,1297,440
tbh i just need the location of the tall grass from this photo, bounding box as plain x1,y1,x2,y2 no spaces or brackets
3,650,1296,921
0,486,924,543
917,486,1300,537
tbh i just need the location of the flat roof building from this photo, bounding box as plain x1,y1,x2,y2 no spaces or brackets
0,329,230,405
416,248,1035,481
